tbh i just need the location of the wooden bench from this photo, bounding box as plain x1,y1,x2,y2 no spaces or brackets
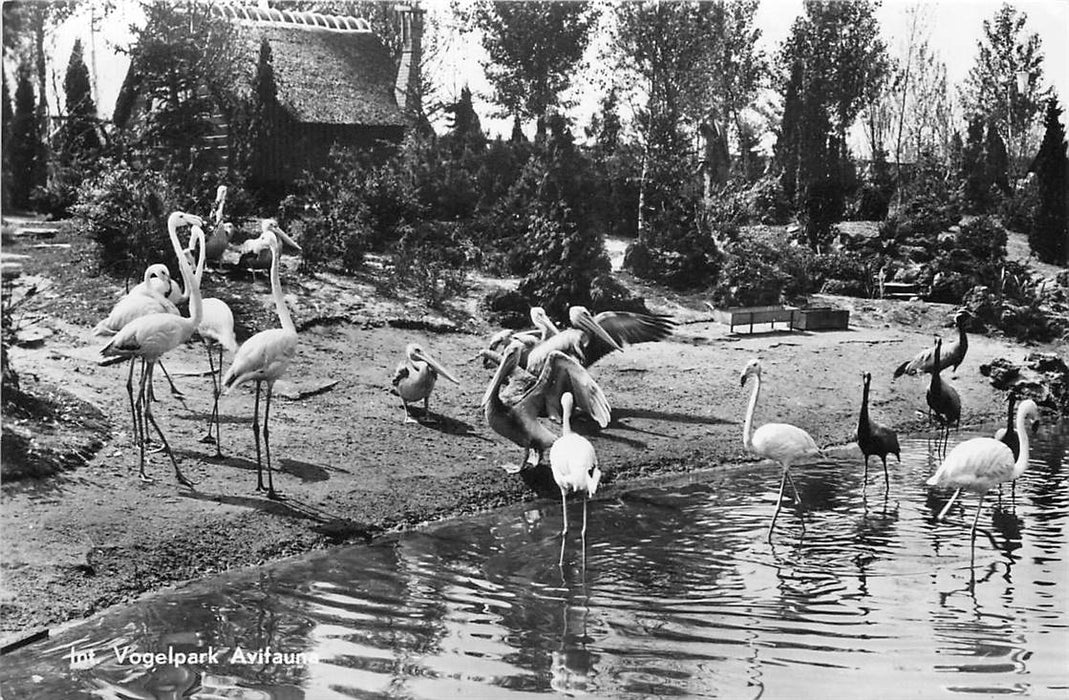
793,307,849,330
712,305,799,333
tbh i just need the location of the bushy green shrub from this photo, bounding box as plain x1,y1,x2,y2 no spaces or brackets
72,161,184,277
712,229,817,307
390,222,473,308
813,250,873,297
517,205,610,319
918,216,1008,303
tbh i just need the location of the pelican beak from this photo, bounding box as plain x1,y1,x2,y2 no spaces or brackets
573,309,622,351
482,344,518,406
273,225,303,254
415,349,459,385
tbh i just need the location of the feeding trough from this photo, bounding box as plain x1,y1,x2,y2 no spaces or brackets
793,306,850,331
711,305,799,333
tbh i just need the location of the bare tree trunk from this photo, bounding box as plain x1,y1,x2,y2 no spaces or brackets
894,7,921,206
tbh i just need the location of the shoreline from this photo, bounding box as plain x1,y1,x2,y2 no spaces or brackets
0,295,1030,641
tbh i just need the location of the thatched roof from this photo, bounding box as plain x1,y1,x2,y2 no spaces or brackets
246,23,405,127
115,7,406,129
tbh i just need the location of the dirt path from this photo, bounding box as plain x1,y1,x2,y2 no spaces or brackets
1,270,1037,643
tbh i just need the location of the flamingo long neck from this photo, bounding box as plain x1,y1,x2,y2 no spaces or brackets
168,216,201,328
187,229,207,287
743,374,761,451
1011,408,1032,479
562,400,573,435
269,242,295,334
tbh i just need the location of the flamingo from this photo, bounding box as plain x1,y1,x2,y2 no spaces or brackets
220,226,301,500
926,399,1041,553
483,339,610,473
893,309,971,379
550,391,602,565
183,228,238,456
99,211,205,487
94,264,187,423
857,371,900,491
740,358,821,541
391,343,460,424
925,338,960,457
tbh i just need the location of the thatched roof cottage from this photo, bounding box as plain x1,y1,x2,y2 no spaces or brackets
114,3,423,186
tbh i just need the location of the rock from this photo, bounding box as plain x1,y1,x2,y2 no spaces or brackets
980,352,1069,413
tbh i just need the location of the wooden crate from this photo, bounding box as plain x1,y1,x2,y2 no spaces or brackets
712,305,798,333
793,307,849,330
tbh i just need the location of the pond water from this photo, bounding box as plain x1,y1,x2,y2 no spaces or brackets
2,423,1066,699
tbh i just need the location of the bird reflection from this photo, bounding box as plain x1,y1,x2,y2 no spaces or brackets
551,546,597,694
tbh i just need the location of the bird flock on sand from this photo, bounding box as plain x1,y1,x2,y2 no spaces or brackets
94,206,1041,564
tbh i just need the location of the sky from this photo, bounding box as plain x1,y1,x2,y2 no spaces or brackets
32,0,1069,145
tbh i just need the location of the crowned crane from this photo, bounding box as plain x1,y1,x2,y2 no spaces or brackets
926,399,1041,556
740,358,822,542
391,343,460,423
482,339,610,473
893,309,971,379
221,225,301,500
925,338,961,457
857,372,900,492
100,212,205,487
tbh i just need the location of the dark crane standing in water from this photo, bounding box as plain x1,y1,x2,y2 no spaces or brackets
857,372,900,492
995,391,1021,504
926,338,961,457
893,310,971,379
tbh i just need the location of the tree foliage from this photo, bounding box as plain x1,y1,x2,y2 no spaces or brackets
9,66,40,210
960,3,1049,166
60,39,100,162
471,1,595,138
1029,97,1067,264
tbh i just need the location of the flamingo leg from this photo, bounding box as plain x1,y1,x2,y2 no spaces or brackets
937,488,962,521
143,363,195,488
768,469,789,542
157,360,184,398
581,495,588,571
253,380,264,492
881,456,890,491
969,493,985,556
559,488,568,567
264,382,282,500
862,455,869,492
135,360,151,481
202,342,219,449
785,468,804,510
126,358,139,447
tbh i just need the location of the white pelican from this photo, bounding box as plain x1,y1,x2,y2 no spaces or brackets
550,391,602,564
524,305,674,373
483,340,610,472
221,226,301,500
183,228,238,456
237,219,301,273
204,185,232,266
857,371,900,491
391,343,460,423
100,211,205,487
925,338,960,456
740,358,821,541
926,399,1040,553
893,309,971,378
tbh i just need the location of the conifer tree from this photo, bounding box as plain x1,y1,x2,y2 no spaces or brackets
61,38,100,161
9,66,40,210
1029,98,1067,264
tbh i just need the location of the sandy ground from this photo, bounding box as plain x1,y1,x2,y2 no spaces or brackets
0,249,1045,643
